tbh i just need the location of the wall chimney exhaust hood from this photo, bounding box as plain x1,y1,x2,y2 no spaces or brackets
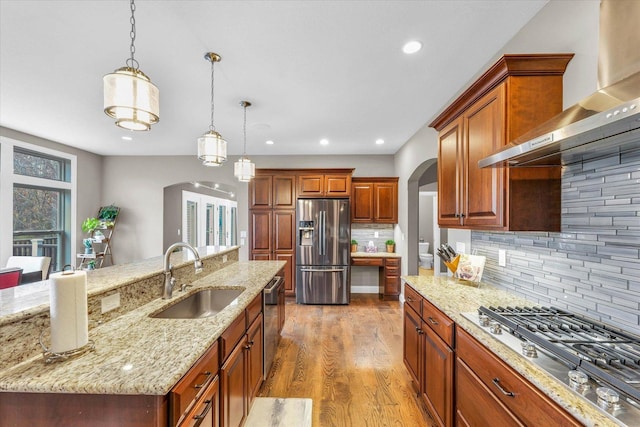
479,0,640,168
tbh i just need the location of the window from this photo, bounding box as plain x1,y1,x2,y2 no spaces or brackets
182,190,237,248
1,138,76,273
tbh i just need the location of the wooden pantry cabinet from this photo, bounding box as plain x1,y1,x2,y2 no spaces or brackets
430,54,573,231
249,169,354,296
351,177,398,224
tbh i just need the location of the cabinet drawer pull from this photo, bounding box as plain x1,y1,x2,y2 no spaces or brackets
406,296,414,302
492,378,515,397
193,399,213,427
427,316,439,325
194,371,212,389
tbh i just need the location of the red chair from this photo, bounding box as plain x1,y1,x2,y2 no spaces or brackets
0,267,23,289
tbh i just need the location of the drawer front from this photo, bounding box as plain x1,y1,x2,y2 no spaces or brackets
457,328,580,427
351,257,384,267
246,292,263,326
171,341,219,425
220,311,247,363
422,297,454,347
385,258,400,267
403,284,422,316
178,375,220,427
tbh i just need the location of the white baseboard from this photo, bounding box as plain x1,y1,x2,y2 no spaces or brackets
350,286,380,293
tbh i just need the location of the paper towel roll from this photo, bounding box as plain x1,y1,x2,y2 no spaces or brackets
49,270,88,353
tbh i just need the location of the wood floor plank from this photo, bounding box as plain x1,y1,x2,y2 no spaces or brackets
260,294,436,426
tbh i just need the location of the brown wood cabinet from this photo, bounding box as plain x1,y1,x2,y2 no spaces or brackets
431,54,573,231
179,375,220,427
351,177,398,223
298,173,351,197
456,327,581,427
351,256,401,300
219,294,265,427
402,284,454,427
249,169,353,296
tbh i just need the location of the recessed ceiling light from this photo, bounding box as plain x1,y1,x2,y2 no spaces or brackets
265,140,274,145
320,139,329,146
121,136,133,141
376,139,385,145
402,40,422,55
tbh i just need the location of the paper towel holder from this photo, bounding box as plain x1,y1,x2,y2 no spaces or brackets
39,330,95,364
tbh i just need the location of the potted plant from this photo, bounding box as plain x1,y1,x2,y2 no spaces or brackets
385,239,396,253
86,260,96,271
82,217,100,254
98,204,118,228
351,239,358,252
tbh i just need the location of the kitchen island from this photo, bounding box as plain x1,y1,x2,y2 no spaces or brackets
0,246,284,426
403,275,620,427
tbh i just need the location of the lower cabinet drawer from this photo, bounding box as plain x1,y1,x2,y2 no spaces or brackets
220,311,247,363
179,375,220,427
170,341,219,426
422,298,454,347
403,284,423,316
351,257,384,267
457,328,581,427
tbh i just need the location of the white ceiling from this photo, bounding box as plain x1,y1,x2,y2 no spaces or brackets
0,1,548,157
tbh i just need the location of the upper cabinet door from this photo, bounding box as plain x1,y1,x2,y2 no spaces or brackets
273,176,296,209
250,176,273,209
438,118,464,228
373,182,398,223
462,84,505,228
324,174,351,197
298,175,324,197
351,182,374,222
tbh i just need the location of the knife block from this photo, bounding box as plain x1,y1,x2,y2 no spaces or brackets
444,255,460,274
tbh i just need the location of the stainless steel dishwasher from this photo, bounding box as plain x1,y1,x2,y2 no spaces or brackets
263,275,283,378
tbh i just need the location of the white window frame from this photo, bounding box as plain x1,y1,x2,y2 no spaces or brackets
181,190,237,248
0,136,77,267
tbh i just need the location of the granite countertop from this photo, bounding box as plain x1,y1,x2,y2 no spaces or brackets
402,275,619,427
0,246,239,323
0,260,284,396
351,251,401,258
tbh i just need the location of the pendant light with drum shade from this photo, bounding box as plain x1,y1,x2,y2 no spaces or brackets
197,53,227,167
103,0,159,131
234,101,255,182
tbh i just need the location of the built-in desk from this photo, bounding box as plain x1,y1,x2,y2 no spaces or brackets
350,252,401,300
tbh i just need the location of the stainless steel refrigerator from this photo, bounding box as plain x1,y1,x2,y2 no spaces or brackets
296,198,351,304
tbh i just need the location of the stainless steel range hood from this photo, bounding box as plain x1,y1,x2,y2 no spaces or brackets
479,0,640,168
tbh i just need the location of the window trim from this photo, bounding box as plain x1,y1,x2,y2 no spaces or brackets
0,136,77,269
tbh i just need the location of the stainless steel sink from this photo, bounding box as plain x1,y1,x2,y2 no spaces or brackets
151,288,243,319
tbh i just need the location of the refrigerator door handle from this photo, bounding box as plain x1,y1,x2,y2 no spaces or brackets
319,210,326,255
300,268,346,273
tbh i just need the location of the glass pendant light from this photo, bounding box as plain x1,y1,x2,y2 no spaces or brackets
197,52,227,166
103,0,159,131
234,101,255,182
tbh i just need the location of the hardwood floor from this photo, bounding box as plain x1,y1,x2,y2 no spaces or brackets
259,294,436,426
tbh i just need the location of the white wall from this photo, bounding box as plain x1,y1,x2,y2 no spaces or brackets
101,154,395,263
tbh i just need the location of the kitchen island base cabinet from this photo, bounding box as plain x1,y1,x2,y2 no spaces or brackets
179,375,220,427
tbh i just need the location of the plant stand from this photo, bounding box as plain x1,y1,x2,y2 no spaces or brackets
77,206,119,269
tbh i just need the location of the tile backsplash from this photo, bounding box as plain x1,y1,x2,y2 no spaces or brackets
351,224,394,253
472,149,640,335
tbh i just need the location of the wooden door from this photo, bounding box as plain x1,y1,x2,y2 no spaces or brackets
298,175,324,197
273,210,295,252
437,118,463,227
351,181,373,222
462,84,505,228
275,252,295,295
246,314,264,406
422,325,454,427
250,175,273,209
220,341,247,427
403,304,422,390
374,182,397,223
250,210,272,254
324,174,351,197
273,175,296,209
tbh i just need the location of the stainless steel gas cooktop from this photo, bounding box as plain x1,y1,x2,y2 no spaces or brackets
462,306,640,426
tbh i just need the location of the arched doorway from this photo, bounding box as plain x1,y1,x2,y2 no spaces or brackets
407,158,439,275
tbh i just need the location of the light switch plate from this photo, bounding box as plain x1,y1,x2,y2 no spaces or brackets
498,249,506,267
101,293,120,314
240,230,247,238
374,231,379,238
456,242,466,254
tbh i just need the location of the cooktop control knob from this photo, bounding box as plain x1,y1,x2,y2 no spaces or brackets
489,321,502,335
521,341,538,358
568,370,590,393
596,387,620,410
479,314,490,327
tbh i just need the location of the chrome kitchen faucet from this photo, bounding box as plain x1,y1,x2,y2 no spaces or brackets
162,242,203,299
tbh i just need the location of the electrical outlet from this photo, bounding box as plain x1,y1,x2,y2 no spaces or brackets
498,249,506,267
101,293,120,314
456,242,466,254
223,255,228,263
374,231,379,238
240,230,247,238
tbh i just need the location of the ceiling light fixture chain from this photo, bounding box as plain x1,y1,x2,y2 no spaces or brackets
126,0,139,70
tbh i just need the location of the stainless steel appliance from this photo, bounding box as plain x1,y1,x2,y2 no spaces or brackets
263,275,283,378
296,198,350,304
479,0,640,168
463,306,640,426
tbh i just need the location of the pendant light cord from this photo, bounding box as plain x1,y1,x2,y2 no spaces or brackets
125,0,139,70
242,103,247,156
209,58,216,132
